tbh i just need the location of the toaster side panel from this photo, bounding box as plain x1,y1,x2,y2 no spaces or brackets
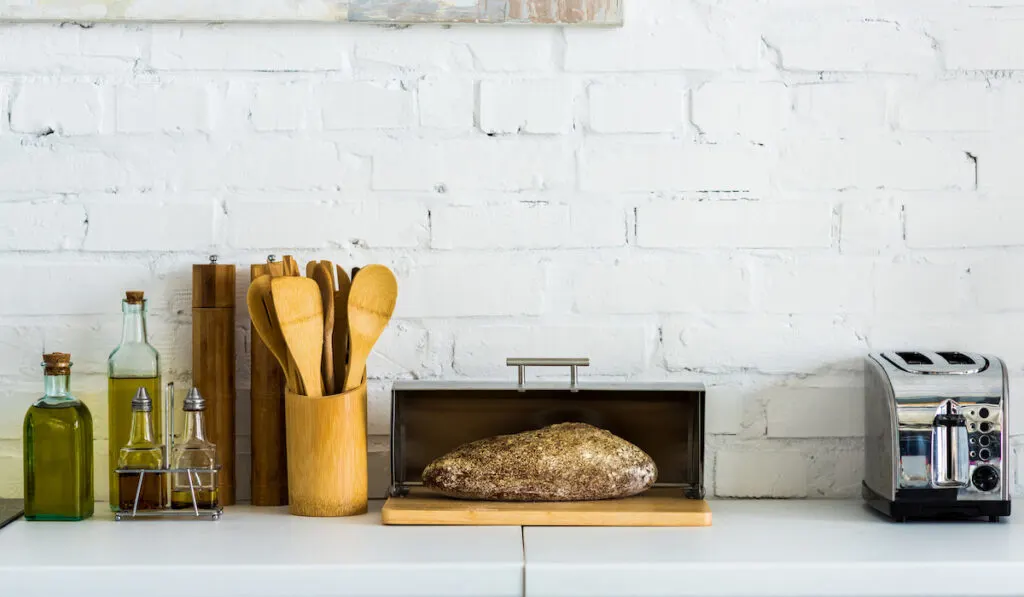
864,357,897,500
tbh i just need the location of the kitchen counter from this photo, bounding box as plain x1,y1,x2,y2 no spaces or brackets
526,500,1024,597
0,502,524,597
2,500,1022,597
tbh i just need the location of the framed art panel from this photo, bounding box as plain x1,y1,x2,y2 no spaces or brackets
0,0,623,25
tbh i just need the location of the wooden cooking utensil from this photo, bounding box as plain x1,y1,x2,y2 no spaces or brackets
266,256,285,278
311,262,336,394
247,275,302,393
333,266,352,394
305,260,318,280
247,275,287,372
283,255,300,277
344,264,398,392
271,277,325,397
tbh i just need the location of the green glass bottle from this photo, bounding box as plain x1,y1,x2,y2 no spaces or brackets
23,353,94,521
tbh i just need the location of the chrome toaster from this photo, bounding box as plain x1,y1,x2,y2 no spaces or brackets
863,351,1010,521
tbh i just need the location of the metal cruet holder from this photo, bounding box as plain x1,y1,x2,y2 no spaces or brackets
114,382,223,521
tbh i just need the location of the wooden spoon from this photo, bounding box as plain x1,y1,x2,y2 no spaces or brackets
311,262,336,394
344,264,398,392
246,275,300,392
334,265,352,394
271,276,325,397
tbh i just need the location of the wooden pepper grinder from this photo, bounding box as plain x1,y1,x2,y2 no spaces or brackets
250,256,288,506
192,255,236,506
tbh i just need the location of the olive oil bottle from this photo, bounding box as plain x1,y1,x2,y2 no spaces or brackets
117,388,165,511
170,388,218,510
108,291,161,509
23,353,94,521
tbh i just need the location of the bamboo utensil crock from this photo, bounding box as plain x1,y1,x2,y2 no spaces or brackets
247,260,396,517
192,256,236,506
285,382,368,517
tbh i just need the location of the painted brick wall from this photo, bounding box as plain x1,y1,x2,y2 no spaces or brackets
1,0,1023,501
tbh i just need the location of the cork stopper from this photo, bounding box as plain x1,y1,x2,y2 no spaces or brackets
42,352,72,375
125,291,145,305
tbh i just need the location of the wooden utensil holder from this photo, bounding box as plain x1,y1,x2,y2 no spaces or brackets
285,383,367,517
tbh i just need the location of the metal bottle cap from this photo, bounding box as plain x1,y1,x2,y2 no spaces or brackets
183,387,206,412
131,387,153,412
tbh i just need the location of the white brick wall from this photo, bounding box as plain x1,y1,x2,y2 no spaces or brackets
2,0,1023,501
479,79,575,134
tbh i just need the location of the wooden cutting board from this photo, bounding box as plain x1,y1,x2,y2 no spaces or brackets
381,489,711,527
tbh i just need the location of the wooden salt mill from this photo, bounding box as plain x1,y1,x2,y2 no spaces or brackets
250,257,288,506
192,255,236,506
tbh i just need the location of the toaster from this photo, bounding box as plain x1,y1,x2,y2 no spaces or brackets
863,351,1011,522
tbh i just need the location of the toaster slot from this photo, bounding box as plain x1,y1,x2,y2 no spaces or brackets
938,351,975,365
897,351,932,365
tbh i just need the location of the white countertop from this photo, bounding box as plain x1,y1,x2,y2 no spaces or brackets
526,500,1024,597
0,502,523,597
3,500,1023,597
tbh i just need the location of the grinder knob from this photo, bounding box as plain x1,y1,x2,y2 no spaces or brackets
972,465,1000,492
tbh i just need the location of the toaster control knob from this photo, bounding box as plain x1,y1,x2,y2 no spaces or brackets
972,465,1000,492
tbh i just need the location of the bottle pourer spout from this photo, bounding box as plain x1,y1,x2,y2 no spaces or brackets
184,387,206,412
132,387,153,412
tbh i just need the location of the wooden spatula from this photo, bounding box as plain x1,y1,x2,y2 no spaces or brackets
311,262,336,394
344,264,398,392
334,265,352,394
282,255,300,277
247,275,299,392
270,276,325,397
266,261,285,277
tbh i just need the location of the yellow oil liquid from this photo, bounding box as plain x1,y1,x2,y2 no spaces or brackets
118,471,166,511
107,376,161,509
24,402,94,521
171,488,219,510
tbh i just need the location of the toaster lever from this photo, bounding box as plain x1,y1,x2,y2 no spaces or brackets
931,400,970,488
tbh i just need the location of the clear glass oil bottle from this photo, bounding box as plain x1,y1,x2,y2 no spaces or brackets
170,388,218,510
117,388,165,511
23,353,94,521
108,291,161,509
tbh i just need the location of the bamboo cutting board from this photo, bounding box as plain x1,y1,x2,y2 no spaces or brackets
381,489,711,527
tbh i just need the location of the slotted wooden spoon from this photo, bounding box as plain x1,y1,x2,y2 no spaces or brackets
246,275,301,393
271,276,325,397
344,264,398,392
